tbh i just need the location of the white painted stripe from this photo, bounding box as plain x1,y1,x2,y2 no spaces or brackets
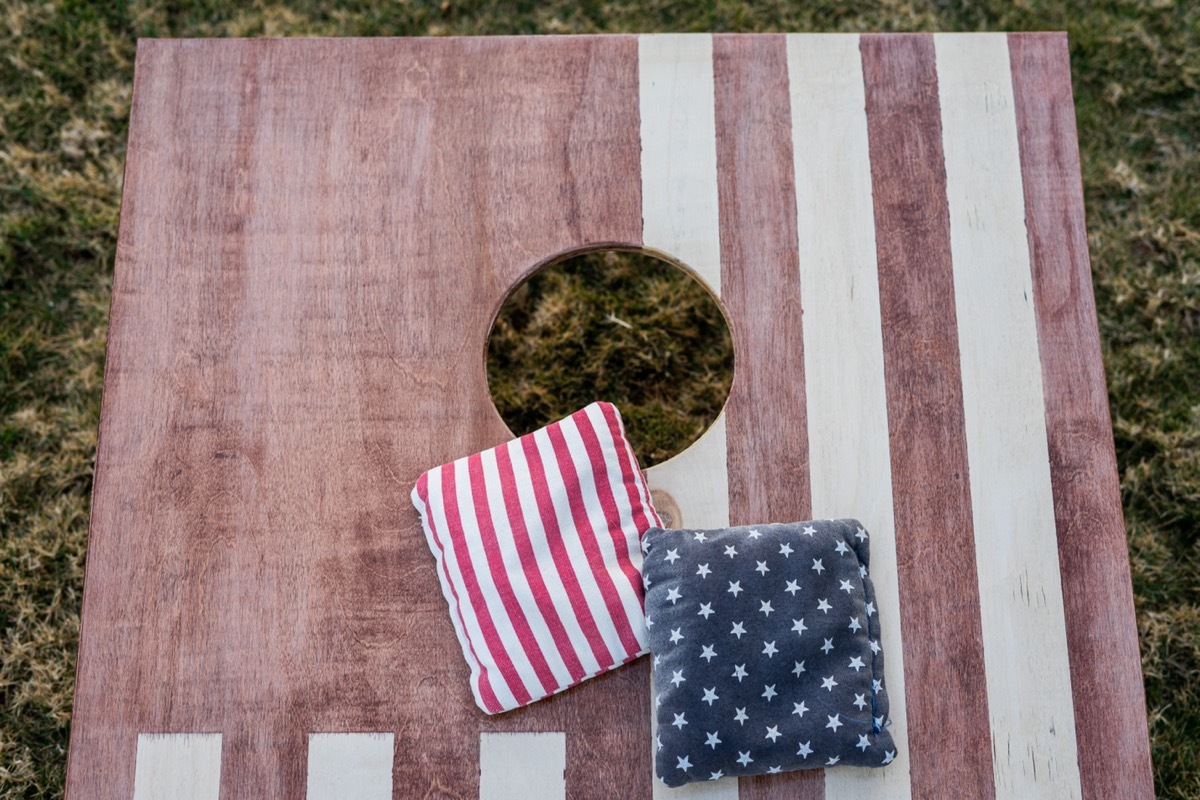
638,33,723,295
425,468,516,711
306,733,393,800
453,456,543,704
639,31,735,799
559,414,648,640
480,447,576,690
530,425,625,665
507,437,605,676
786,33,913,798
133,733,222,800
479,732,566,800
935,32,1083,799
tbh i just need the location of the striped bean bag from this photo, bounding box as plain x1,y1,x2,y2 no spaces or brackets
410,402,661,714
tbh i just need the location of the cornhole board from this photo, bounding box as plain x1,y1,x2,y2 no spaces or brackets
67,32,1154,800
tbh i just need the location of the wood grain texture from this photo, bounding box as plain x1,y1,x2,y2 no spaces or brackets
786,32,913,800
935,33,1083,798
711,33,822,800
66,35,649,800
1008,31,1155,800
860,33,996,800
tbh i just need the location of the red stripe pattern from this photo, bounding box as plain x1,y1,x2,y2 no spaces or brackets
411,402,660,714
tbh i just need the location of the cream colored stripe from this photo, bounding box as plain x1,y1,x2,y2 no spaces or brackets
133,733,222,800
305,733,394,800
935,32,1083,800
639,31,736,800
479,733,567,800
786,32,913,798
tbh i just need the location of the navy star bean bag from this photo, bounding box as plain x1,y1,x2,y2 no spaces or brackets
642,519,898,786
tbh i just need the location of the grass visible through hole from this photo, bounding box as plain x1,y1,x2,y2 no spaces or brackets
487,249,733,467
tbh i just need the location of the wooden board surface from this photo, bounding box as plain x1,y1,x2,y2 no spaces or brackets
68,32,1153,799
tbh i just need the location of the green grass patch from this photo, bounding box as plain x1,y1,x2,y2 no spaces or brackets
2,1,1197,797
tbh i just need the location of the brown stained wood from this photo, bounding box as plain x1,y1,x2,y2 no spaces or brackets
712,33,823,800
859,34,996,800
66,36,646,800
1008,32,1155,800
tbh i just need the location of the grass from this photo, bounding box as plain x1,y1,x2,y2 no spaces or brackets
1,1,1196,797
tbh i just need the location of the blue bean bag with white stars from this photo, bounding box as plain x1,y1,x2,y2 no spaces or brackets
642,519,897,787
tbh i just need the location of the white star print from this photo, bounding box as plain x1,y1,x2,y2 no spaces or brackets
670,669,686,687
677,755,692,771
761,684,777,701
657,735,662,750
646,615,654,629
734,707,749,725
748,529,763,539
779,543,794,557
826,714,843,732
643,575,651,589
792,701,808,717
821,675,839,691
696,563,712,579
761,640,778,658
791,618,807,636
802,525,816,537
755,560,770,576
767,766,782,774
724,544,738,558
856,526,868,541
702,687,719,706
854,693,868,710
848,656,866,672
882,749,896,765
666,587,682,604
672,712,688,729
765,725,781,742
785,580,801,596
857,734,871,752
654,654,660,667
759,600,774,617
693,531,707,542
848,617,862,633
817,598,832,613
870,639,881,654
821,638,835,654
700,644,717,662
826,755,841,766
642,538,651,554
669,628,684,644
727,580,743,597
875,715,885,730
732,663,748,682
705,731,721,749
865,601,876,616
797,741,813,758
872,678,883,693
811,558,825,574
709,771,724,781
835,540,851,556
860,564,868,578
792,660,806,676
839,579,854,594
697,603,714,619
665,548,681,564
736,751,753,767
730,622,747,639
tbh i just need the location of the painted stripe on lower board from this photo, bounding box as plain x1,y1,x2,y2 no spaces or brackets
640,34,733,799
1009,32,1155,800
934,33,1083,799
785,32,913,800
132,733,222,800
479,732,567,800
305,733,394,800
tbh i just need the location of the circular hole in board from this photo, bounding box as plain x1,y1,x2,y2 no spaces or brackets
486,247,734,468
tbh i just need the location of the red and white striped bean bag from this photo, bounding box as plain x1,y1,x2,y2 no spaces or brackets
410,402,661,714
